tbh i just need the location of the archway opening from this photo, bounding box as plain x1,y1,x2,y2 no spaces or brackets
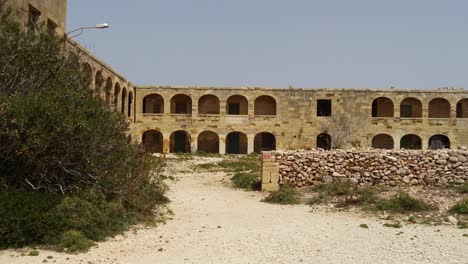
372,134,394,149
143,94,164,114
371,97,394,117
170,131,191,153
197,131,219,154
254,132,276,153
400,98,422,118
429,98,450,118
95,71,104,97
82,63,93,89
400,134,422,149
105,77,112,105
226,95,248,115
128,92,133,118
429,135,450,149
121,88,127,115
142,130,163,153
226,132,248,154
317,133,331,150
113,83,121,110
456,99,468,118
171,94,192,114
254,96,276,116
198,95,220,115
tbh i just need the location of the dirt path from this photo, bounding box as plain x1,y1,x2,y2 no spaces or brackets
1,156,467,264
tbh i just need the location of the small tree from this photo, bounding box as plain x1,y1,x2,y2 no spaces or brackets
318,112,362,149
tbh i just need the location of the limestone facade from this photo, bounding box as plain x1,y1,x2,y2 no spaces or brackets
133,86,468,154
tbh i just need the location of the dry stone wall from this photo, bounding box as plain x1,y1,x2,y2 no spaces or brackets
272,148,468,188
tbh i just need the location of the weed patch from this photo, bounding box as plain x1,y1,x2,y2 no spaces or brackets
375,192,433,213
449,199,468,215
383,223,402,228
262,187,301,205
231,172,261,191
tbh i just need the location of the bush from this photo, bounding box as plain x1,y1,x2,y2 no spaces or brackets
375,192,433,213
0,4,168,250
449,199,468,215
56,230,94,253
0,189,62,248
262,187,301,205
231,172,261,191
312,181,378,207
456,183,468,194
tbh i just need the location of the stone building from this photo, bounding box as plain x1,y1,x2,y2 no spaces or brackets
6,1,468,154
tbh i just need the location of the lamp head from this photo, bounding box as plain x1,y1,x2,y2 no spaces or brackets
95,23,109,29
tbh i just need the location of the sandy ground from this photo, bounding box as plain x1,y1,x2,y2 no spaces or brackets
1,156,467,264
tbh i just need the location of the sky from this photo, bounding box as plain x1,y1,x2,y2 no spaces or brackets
68,0,468,89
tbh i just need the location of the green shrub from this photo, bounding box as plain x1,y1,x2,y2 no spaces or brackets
231,172,261,191
449,199,468,215
0,189,62,248
262,187,301,205
456,183,468,194
56,230,94,253
218,155,261,173
375,192,433,213
383,223,402,228
359,224,369,229
458,221,468,229
0,1,169,251
28,250,39,256
312,181,378,207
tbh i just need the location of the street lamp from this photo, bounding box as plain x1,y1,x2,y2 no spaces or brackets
66,23,109,38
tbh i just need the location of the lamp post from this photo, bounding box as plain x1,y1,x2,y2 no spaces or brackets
66,23,109,38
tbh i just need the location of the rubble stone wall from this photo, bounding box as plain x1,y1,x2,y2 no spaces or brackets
268,149,468,188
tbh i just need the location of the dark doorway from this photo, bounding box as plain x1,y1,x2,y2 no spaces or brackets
429,135,450,149
226,132,247,154
254,132,276,153
228,103,240,115
317,100,332,117
170,131,190,153
400,134,422,149
142,130,163,153
317,133,331,150
197,131,219,153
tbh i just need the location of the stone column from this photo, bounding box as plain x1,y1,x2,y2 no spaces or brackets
247,134,255,154
163,133,171,154
191,133,198,154
219,134,226,155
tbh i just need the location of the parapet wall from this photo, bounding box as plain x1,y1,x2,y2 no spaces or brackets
261,149,468,191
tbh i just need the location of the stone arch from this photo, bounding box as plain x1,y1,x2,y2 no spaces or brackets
226,132,248,154
254,95,276,116
95,71,104,97
428,98,450,118
372,134,394,149
456,98,468,118
128,91,133,118
371,97,394,117
317,133,331,150
170,130,191,153
121,87,127,115
82,63,93,88
400,98,422,118
226,95,248,115
113,83,121,110
428,134,450,149
400,134,422,149
105,77,112,105
143,94,164,114
198,95,220,115
142,130,164,153
171,94,192,114
254,132,276,153
197,131,220,154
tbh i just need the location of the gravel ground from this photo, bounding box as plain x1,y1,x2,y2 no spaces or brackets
1,156,467,264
